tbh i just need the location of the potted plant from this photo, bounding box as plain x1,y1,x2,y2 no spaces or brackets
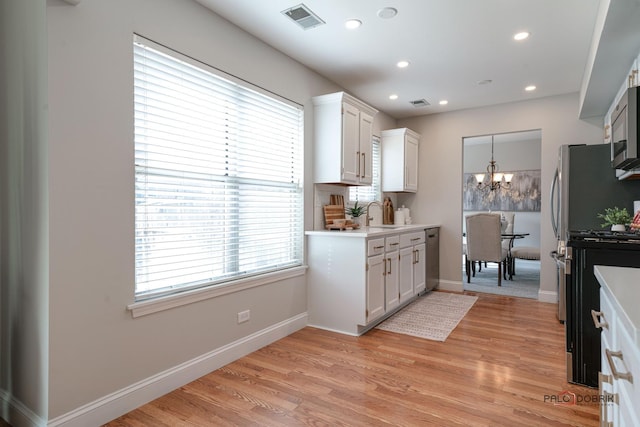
345,201,365,225
597,206,632,231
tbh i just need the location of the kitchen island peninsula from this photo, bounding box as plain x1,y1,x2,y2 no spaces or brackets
306,224,440,335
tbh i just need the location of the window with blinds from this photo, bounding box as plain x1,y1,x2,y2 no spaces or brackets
133,36,304,300
349,136,381,202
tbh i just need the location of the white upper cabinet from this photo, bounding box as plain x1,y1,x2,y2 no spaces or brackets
381,128,420,193
313,92,378,185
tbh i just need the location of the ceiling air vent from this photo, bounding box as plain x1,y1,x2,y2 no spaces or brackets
409,99,430,108
282,4,325,30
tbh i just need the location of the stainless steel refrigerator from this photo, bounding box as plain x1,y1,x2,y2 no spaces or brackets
549,143,640,387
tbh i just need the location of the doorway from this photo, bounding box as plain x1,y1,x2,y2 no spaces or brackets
462,130,541,299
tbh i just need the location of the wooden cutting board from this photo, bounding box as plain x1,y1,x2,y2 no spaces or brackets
329,194,344,207
323,204,345,225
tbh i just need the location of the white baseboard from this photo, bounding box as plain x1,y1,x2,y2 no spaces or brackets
0,390,46,427
47,312,308,427
437,280,463,292
537,290,558,304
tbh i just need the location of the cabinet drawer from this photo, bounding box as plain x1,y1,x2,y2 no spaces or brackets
385,234,400,252
400,231,425,248
368,238,386,256
596,289,615,348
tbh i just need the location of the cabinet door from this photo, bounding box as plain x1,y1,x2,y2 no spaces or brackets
385,251,400,311
367,254,386,322
341,102,360,184
413,243,426,294
399,247,414,303
404,134,419,192
358,111,374,185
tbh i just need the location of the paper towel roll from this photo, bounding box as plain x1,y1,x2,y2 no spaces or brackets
635,200,640,214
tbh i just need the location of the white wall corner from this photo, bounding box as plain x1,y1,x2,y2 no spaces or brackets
437,280,464,293
63,0,82,5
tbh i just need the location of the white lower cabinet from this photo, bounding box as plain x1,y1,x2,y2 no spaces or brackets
399,231,426,303
307,228,427,336
366,253,386,323
595,275,640,426
384,236,400,313
366,235,400,323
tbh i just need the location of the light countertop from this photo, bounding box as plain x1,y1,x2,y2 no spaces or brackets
305,224,440,238
594,265,640,346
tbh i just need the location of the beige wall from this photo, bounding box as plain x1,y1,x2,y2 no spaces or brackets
397,93,603,299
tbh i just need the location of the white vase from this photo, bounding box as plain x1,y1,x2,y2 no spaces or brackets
611,224,626,232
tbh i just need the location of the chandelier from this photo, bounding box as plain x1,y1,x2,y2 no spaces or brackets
474,135,513,191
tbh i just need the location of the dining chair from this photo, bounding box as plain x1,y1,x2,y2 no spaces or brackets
465,213,508,286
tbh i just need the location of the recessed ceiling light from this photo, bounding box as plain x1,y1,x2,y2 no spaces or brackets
396,60,410,68
525,85,536,91
514,31,530,41
345,19,362,29
389,94,399,100
377,7,398,19
439,100,448,105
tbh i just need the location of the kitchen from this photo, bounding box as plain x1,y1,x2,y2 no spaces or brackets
3,0,640,426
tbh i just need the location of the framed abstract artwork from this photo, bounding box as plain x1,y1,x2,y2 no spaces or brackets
463,169,541,212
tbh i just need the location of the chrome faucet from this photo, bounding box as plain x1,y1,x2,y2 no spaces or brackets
365,201,382,226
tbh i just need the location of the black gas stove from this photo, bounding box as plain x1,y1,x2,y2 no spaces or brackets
565,228,640,388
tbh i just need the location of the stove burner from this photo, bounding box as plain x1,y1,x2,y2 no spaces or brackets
569,229,640,243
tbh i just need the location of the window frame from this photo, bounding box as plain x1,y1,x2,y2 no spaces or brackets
130,35,305,315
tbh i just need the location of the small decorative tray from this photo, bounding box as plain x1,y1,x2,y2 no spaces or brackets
325,221,360,230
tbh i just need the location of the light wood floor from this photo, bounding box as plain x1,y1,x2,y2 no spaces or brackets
105,292,599,426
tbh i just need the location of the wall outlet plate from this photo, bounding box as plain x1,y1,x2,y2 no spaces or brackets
237,310,250,323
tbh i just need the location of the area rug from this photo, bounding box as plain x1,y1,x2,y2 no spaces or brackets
375,292,478,341
463,259,540,299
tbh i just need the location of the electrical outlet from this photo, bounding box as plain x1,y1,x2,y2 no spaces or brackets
237,310,250,324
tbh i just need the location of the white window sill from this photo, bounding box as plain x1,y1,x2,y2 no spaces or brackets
127,266,307,318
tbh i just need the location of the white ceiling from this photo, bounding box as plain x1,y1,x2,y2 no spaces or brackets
193,0,606,119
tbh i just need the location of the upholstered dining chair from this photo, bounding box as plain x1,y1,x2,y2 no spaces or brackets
465,213,508,286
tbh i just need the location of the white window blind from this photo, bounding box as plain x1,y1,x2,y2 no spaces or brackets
349,136,381,202
133,36,304,300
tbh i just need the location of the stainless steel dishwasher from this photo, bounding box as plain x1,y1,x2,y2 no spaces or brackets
425,227,439,291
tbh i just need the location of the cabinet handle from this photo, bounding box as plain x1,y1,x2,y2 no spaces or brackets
390,242,399,246
605,349,633,382
591,310,608,329
411,237,421,242
374,245,385,249
361,152,366,178
598,372,616,427
356,151,360,177
387,258,392,275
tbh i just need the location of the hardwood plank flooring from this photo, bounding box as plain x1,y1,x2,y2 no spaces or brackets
105,292,599,426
